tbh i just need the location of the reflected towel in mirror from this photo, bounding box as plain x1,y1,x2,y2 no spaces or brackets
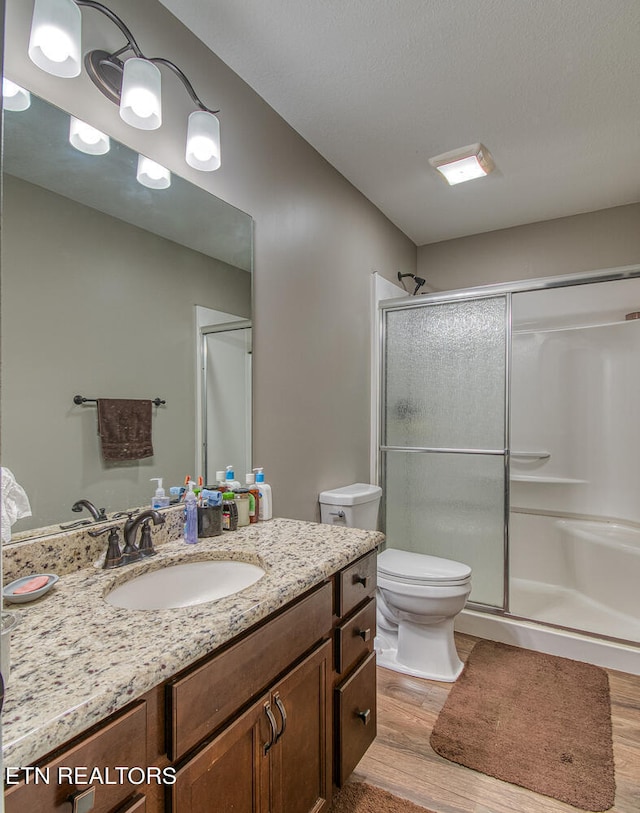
97,399,154,462
1,468,32,543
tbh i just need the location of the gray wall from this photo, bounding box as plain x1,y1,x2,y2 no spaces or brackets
2,0,416,522
2,174,250,530
417,203,640,291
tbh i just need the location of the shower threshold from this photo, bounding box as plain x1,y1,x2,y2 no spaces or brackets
456,602,640,676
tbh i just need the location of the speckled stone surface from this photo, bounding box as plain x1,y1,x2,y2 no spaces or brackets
3,506,185,585
2,518,382,768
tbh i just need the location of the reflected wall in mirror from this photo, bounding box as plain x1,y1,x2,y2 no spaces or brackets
1,92,253,538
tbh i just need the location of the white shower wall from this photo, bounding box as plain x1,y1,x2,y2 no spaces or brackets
509,277,640,643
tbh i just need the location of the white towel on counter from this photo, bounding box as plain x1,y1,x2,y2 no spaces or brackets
1,467,32,543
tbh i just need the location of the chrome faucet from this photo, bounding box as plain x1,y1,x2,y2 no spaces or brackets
123,509,165,562
72,499,107,522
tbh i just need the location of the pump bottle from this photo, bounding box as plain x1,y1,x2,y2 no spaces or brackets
225,465,241,491
184,482,198,544
253,467,272,520
150,478,170,509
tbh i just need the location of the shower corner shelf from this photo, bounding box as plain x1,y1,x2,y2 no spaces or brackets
510,475,588,484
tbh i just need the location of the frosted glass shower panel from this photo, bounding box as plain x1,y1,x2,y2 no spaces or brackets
384,297,507,450
384,450,505,607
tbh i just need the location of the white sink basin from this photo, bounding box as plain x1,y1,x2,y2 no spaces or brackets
106,560,265,610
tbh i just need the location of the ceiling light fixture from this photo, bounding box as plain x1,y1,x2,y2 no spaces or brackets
136,155,171,190
429,143,495,186
69,115,110,154
2,79,32,111
27,0,221,171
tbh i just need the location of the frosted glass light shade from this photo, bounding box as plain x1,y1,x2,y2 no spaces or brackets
137,155,171,189
429,143,495,186
185,110,221,171
69,117,110,155
28,0,81,78
2,80,31,112
120,58,162,130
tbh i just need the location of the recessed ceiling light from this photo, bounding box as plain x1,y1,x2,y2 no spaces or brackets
429,143,495,186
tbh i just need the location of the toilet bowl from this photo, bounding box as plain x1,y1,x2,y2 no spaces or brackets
375,548,471,682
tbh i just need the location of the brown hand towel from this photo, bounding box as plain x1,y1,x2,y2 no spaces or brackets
97,399,154,462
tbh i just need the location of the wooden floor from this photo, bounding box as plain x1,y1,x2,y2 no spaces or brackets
350,633,640,813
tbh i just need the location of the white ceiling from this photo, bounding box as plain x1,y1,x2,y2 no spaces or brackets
159,0,640,246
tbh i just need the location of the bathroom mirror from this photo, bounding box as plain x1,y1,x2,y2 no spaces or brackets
0,92,253,538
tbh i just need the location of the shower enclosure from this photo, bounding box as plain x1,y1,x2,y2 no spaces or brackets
378,266,640,660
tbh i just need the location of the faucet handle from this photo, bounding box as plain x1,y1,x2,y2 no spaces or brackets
89,526,124,569
138,520,158,558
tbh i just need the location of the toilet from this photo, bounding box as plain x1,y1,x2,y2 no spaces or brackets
376,548,471,682
318,483,382,530
318,483,471,682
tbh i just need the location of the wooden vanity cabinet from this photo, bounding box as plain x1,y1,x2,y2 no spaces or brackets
4,701,149,813
332,550,377,787
5,548,378,813
170,640,331,813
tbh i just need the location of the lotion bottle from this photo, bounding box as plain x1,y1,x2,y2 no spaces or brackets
253,467,272,520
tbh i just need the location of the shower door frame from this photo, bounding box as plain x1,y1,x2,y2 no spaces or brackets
377,263,640,623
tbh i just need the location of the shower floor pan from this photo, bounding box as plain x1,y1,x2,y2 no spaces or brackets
509,577,640,644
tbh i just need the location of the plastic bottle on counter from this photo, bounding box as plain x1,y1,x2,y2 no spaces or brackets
245,473,260,524
225,465,242,491
222,492,239,531
234,489,251,527
150,478,170,509
184,482,198,544
253,467,272,520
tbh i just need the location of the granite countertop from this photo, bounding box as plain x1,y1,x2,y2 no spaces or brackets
2,518,383,768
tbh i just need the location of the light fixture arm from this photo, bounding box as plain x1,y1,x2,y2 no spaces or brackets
75,0,143,58
149,57,219,115
74,0,218,114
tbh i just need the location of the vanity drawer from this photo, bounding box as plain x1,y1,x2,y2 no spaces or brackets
168,582,332,762
337,550,377,618
335,651,377,786
335,597,376,675
4,701,147,813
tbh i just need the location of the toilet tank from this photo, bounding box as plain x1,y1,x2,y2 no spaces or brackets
318,483,382,530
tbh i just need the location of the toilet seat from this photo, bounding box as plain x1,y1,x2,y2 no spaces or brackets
377,548,471,586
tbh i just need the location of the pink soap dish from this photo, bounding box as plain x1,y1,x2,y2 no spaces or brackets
3,574,59,604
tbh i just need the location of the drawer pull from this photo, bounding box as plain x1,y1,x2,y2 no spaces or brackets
356,709,371,726
352,574,368,588
273,692,287,742
264,701,278,754
69,787,96,813
356,627,371,642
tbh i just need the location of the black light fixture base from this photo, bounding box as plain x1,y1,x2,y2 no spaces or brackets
84,49,124,105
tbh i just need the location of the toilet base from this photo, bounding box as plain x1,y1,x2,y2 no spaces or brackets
375,619,465,683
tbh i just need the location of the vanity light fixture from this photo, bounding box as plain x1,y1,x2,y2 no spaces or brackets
429,143,496,186
2,79,32,111
136,155,171,190
69,115,110,154
28,0,221,170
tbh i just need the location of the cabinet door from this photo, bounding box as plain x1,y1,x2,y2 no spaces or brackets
270,640,332,813
171,695,270,813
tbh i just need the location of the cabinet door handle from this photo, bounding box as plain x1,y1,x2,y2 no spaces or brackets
352,574,368,588
356,627,371,642
264,701,278,754
68,786,96,813
273,692,287,742
356,709,371,726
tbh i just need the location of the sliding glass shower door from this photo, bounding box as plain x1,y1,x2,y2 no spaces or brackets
380,295,508,608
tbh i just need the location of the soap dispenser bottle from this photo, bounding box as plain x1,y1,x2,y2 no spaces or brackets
225,465,241,491
184,482,198,544
253,467,273,520
150,478,170,509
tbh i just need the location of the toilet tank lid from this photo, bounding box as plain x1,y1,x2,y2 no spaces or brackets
378,548,472,582
318,483,382,506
